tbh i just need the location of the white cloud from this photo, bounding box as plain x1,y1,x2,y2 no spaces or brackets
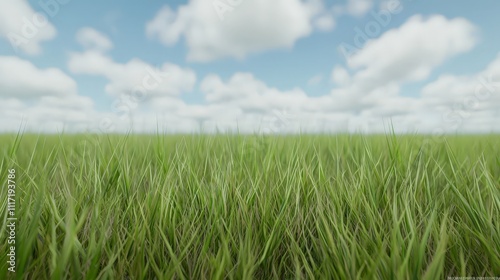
313,14,336,31
333,0,374,18
346,15,477,93
146,0,329,62
27,95,96,129
200,73,310,113
76,27,113,51
421,53,500,113
331,66,350,86
39,95,94,111
346,0,373,17
68,50,196,98
0,0,57,55
0,99,96,133
0,94,100,133
0,57,96,133
0,56,77,98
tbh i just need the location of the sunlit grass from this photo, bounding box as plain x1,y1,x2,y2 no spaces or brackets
0,133,499,279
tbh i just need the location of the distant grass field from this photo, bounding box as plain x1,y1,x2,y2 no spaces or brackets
1,133,499,279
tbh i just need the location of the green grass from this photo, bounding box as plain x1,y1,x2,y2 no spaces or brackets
1,133,499,279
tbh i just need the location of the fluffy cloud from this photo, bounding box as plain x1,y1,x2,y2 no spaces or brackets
0,0,57,55
331,66,350,86
313,14,336,31
76,28,113,51
139,72,321,133
68,50,196,98
346,0,373,17
146,0,329,62
0,56,96,133
0,99,96,133
420,53,500,126
332,0,374,18
201,73,310,113
0,56,78,98
346,15,477,93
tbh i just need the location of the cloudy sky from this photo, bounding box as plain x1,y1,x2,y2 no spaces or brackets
0,0,499,133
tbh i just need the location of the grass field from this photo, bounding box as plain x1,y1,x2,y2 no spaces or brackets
1,133,499,279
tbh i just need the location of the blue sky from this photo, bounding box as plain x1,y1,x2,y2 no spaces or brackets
0,0,499,133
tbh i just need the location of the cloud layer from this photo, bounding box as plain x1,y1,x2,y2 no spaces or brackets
1,8,499,134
